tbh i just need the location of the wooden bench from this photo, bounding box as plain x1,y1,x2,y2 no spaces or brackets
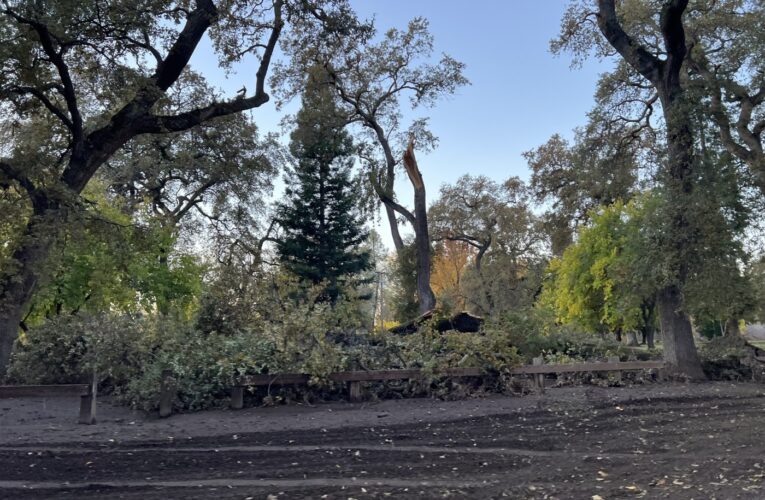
0,384,96,424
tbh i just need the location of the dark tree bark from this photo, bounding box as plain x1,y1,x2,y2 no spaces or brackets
641,298,657,349
0,201,60,373
658,286,705,379
724,318,741,337
402,142,436,313
0,0,286,375
371,140,436,313
596,0,705,379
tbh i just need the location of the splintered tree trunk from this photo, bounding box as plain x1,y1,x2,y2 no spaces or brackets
403,141,436,313
658,285,705,380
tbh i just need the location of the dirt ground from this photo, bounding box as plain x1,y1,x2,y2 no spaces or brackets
2,382,765,499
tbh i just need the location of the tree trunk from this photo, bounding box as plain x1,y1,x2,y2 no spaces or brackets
655,86,705,377
384,204,404,252
0,207,62,376
615,327,623,343
657,285,705,380
645,327,655,350
403,142,436,313
724,318,740,337
641,298,657,349
596,0,705,379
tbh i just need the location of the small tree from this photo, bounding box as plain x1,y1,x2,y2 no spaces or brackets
276,69,370,303
542,201,647,342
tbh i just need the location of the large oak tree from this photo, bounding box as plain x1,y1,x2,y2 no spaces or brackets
556,0,707,378
0,0,356,375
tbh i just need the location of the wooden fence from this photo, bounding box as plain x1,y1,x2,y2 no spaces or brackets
159,358,665,416
0,358,666,423
0,383,97,424
9,354,765,422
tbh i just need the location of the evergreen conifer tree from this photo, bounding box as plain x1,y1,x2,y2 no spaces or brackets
276,69,370,303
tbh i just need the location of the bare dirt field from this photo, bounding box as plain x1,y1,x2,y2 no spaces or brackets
2,382,765,499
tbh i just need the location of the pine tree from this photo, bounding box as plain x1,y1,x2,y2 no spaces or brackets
276,70,370,303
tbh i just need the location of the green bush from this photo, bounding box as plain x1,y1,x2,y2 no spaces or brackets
8,313,146,385
14,294,651,412
120,326,279,411
120,297,367,411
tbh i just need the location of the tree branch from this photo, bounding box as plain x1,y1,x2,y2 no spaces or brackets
660,0,690,83
0,160,37,196
135,93,270,134
596,0,662,84
368,171,416,227
3,6,83,140
5,85,73,130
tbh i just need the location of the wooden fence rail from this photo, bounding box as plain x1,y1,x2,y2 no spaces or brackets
213,359,665,413
0,383,96,424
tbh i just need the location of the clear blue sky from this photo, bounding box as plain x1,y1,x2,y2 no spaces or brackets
191,1,613,248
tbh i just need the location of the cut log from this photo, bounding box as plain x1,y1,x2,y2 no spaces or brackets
389,310,484,335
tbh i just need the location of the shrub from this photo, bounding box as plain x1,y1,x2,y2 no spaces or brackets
8,313,146,386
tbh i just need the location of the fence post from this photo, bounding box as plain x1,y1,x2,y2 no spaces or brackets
349,381,362,402
231,386,244,410
78,385,95,425
532,357,545,394
159,369,174,418
608,356,622,383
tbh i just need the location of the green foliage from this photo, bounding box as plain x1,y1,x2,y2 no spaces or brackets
123,324,279,411
698,335,765,382
429,175,545,318
461,254,546,320
10,284,528,411
526,129,641,255
389,240,420,322
8,313,145,385
541,200,647,336
27,186,205,323
375,321,522,376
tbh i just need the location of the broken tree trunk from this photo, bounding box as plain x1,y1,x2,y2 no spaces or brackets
402,140,436,314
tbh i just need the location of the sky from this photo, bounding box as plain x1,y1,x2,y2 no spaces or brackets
190,1,614,249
